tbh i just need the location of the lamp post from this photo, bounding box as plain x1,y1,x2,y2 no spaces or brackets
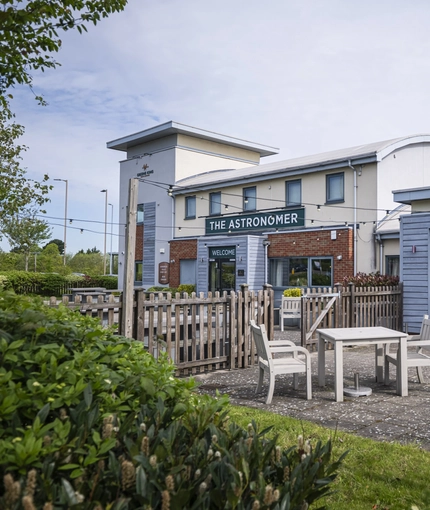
100,189,108,275
108,203,114,275
54,178,68,265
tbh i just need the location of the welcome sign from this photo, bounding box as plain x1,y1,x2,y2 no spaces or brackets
205,208,305,235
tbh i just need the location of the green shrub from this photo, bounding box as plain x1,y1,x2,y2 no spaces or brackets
146,286,178,294
0,292,344,509
283,288,302,297
177,284,196,294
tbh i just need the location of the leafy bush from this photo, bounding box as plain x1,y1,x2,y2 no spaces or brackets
0,292,344,509
0,272,118,296
177,284,196,294
146,286,178,294
283,288,302,298
342,272,399,287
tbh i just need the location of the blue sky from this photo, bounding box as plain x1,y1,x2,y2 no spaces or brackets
7,0,430,255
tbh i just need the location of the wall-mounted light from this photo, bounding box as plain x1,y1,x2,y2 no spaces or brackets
412,245,417,253
311,220,314,224
317,205,321,211
170,259,175,264
337,255,343,260
225,204,229,210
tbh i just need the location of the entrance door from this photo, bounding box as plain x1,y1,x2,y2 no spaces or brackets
209,260,236,293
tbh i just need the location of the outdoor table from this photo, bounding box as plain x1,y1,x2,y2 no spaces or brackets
317,327,408,402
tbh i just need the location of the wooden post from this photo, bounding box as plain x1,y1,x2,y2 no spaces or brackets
122,178,138,338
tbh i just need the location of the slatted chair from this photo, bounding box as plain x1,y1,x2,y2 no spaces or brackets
385,315,430,390
280,296,301,331
250,320,312,404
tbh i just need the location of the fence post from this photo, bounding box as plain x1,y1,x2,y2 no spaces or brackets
348,282,355,327
334,283,342,328
263,283,274,340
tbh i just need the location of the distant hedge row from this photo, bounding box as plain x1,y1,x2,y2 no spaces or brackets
0,271,118,296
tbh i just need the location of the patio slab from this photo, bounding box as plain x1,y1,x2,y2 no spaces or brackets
195,327,430,450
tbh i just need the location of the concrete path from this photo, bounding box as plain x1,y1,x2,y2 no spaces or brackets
195,328,430,450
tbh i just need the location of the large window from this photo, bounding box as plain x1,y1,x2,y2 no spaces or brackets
269,257,333,288
209,191,221,216
185,195,196,219
326,172,344,203
286,180,301,206
137,204,144,224
243,186,256,211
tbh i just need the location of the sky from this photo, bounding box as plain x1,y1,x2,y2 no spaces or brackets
7,0,430,255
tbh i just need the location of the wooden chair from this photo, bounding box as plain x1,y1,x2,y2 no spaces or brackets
385,315,430,389
250,320,312,404
280,296,301,331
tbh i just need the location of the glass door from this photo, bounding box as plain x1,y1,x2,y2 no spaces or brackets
209,259,236,293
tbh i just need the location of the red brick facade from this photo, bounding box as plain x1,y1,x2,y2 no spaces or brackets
135,225,144,260
169,239,198,287
267,228,354,285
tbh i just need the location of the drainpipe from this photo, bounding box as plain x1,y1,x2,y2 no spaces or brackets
375,233,384,273
347,160,358,275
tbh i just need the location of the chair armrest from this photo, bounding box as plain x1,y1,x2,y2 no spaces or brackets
407,340,430,347
268,345,310,358
268,340,297,348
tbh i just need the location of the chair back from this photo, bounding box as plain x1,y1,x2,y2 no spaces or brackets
250,320,272,365
420,315,430,340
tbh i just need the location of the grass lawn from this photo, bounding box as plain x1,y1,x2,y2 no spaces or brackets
229,406,430,510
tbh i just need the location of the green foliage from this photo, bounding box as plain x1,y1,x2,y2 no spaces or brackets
342,272,399,287
68,251,104,275
177,284,196,294
0,271,118,296
283,288,302,298
43,239,65,255
1,0,128,98
0,292,344,509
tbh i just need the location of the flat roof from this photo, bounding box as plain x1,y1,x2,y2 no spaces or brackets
393,186,430,204
107,121,279,158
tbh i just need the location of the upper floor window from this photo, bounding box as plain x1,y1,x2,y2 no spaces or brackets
209,191,221,216
243,186,256,211
185,195,196,219
326,172,344,203
286,180,301,206
137,204,144,224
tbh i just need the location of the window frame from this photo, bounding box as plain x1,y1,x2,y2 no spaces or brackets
285,179,302,207
137,204,144,224
185,195,196,219
268,256,333,288
243,186,257,211
209,191,222,216
326,172,345,204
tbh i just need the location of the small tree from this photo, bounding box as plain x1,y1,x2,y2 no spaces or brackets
2,209,51,271
43,238,64,255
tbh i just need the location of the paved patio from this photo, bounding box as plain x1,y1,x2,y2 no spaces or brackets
195,327,430,450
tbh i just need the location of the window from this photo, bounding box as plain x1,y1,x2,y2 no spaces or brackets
135,261,143,283
286,180,301,206
209,192,221,216
269,257,333,288
326,172,344,203
137,204,144,224
185,196,196,219
243,186,256,211
386,255,399,277
180,259,197,284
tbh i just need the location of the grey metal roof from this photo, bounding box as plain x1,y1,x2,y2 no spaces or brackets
107,121,279,158
175,134,430,193
393,186,430,204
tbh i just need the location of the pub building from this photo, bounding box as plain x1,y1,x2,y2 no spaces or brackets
108,121,430,299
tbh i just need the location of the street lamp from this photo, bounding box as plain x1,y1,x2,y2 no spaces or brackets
100,189,108,275
108,202,114,275
54,178,68,265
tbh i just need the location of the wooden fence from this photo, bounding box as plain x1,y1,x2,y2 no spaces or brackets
300,284,403,348
49,284,275,375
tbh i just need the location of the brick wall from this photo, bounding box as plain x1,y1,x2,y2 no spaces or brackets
169,239,198,287
267,228,354,284
135,225,143,260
